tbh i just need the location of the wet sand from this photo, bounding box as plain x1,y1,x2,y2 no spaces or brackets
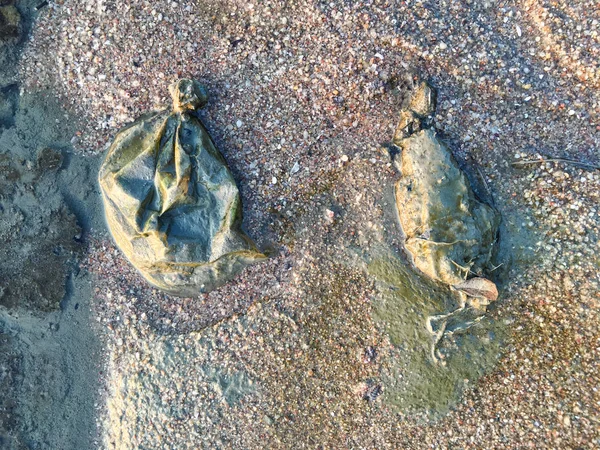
1,0,598,448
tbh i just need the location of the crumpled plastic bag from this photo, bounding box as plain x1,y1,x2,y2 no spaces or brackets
393,81,500,290
99,79,265,296
394,128,500,287
392,80,502,365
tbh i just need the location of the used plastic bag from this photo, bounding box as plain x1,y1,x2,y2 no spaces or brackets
99,79,266,296
393,81,500,289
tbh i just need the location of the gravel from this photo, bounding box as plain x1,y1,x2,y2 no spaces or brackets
18,0,600,448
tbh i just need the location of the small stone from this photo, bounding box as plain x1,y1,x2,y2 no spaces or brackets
454,277,499,302
236,119,243,128
324,209,335,224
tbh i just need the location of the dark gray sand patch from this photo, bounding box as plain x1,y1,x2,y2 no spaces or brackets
0,91,104,311
0,331,21,447
0,202,80,311
0,270,102,450
0,88,104,448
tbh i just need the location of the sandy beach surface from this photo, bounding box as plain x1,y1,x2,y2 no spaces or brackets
1,0,598,448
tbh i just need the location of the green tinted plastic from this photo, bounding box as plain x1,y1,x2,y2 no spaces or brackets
99,79,265,296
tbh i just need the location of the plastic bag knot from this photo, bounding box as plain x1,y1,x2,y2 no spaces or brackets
169,79,208,112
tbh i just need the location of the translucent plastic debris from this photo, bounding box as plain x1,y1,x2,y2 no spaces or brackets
99,79,265,296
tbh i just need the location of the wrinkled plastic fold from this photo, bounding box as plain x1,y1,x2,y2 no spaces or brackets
395,128,500,287
99,79,265,296
393,81,500,289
